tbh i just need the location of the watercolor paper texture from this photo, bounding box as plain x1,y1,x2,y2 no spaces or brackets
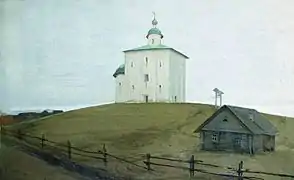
0,0,294,117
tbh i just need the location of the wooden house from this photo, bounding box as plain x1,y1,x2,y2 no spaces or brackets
194,105,277,154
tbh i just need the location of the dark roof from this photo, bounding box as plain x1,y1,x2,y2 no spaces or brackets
113,64,125,78
194,105,277,136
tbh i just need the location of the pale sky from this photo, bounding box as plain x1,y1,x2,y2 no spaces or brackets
0,0,294,117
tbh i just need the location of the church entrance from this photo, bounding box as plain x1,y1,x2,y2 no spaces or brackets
144,95,149,103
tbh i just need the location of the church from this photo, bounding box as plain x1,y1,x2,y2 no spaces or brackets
113,14,189,103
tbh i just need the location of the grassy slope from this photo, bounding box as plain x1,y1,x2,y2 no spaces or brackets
0,143,84,180
10,103,294,179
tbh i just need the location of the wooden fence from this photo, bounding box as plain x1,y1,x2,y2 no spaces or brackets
143,154,262,179
1,126,294,180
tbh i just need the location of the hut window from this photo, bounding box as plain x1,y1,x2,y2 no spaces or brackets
249,110,254,121
212,132,219,142
234,138,241,146
223,118,228,122
249,113,254,121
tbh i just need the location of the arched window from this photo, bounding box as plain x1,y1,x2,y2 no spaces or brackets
144,74,149,82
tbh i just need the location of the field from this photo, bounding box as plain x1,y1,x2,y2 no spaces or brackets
7,103,294,179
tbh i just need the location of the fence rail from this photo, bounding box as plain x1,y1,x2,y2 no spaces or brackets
1,126,294,179
142,152,294,179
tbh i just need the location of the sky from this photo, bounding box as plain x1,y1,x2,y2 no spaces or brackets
0,0,294,117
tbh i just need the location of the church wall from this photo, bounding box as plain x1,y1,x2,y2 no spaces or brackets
124,49,170,102
169,50,186,103
148,34,162,45
115,74,126,102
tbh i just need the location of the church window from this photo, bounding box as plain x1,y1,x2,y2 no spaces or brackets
144,74,149,82
119,83,122,86
132,85,135,90
152,39,154,44
131,62,134,67
145,57,148,65
159,61,162,67
159,85,162,92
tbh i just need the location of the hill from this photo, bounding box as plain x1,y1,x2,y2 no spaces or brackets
0,142,84,180
8,103,294,179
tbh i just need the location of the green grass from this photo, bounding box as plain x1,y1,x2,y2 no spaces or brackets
8,103,294,180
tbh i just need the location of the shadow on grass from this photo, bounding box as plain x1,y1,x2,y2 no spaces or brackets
2,137,130,180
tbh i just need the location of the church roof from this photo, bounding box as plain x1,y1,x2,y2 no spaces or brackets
146,27,163,38
113,64,125,78
123,44,189,59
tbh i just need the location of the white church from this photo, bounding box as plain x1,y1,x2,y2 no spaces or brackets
113,14,189,103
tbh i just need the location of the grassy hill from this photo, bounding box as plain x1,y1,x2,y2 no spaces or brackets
0,143,84,180
8,103,294,179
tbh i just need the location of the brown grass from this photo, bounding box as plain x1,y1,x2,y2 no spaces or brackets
8,103,294,180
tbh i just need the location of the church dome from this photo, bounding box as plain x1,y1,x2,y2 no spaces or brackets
146,28,163,38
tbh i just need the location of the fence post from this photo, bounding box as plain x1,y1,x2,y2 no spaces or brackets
67,140,71,159
41,134,45,149
237,161,244,180
0,121,3,135
17,129,22,139
0,120,2,149
102,144,107,166
146,153,151,170
189,155,195,178
0,121,3,134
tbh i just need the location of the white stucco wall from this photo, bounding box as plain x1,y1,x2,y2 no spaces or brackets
114,48,187,103
124,49,170,102
169,50,186,102
114,33,187,103
147,34,162,45
115,75,126,102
